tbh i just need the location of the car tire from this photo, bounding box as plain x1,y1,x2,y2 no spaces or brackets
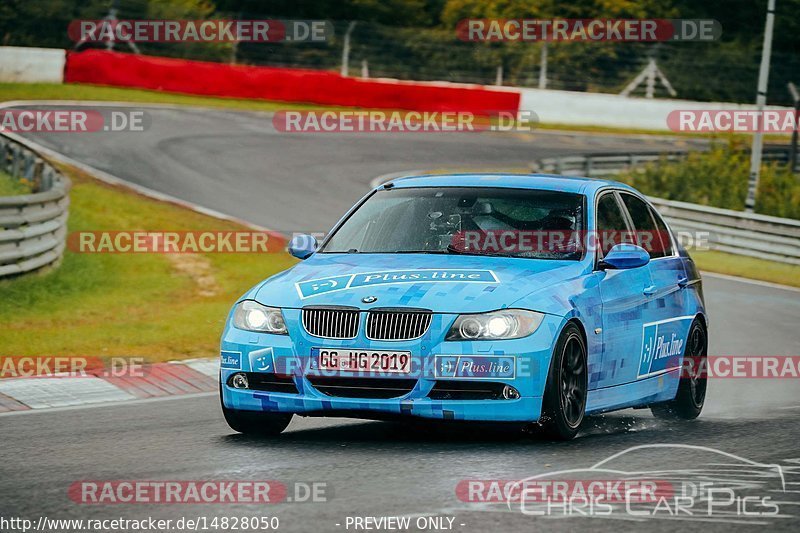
651,318,707,421
220,388,292,436
538,322,588,441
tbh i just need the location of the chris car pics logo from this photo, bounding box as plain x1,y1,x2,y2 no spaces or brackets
296,269,499,299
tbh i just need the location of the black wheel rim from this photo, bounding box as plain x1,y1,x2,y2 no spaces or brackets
559,334,586,428
686,325,707,408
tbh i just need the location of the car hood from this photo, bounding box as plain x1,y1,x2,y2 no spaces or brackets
253,253,586,314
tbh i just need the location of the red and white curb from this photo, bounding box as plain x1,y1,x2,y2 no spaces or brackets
0,358,219,413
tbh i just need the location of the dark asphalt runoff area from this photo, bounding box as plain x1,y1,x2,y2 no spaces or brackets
2,105,800,532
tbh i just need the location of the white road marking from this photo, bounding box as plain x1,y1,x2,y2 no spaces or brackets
0,391,216,417
0,376,135,409
0,358,220,415
181,358,220,378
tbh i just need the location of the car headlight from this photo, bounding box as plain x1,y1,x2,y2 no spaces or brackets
232,300,287,334
446,309,544,341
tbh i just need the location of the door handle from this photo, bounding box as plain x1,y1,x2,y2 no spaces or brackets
677,276,689,288
643,285,657,296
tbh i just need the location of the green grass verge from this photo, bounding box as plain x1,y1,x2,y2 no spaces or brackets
692,249,800,289
0,82,324,113
0,164,296,362
0,170,33,195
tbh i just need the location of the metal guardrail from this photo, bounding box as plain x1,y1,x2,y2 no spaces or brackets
0,135,70,278
530,150,800,265
530,151,688,176
529,148,796,177
649,198,800,265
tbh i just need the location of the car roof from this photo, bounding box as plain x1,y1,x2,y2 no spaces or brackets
386,173,637,196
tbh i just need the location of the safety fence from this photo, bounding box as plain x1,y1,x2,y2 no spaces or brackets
529,148,798,177
0,135,70,278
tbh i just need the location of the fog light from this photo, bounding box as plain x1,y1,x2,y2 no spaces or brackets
502,385,520,400
230,373,249,390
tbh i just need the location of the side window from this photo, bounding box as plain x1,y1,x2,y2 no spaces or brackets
620,193,664,259
648,206,675,257
596,193,631,257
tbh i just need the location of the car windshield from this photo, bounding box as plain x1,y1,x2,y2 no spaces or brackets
320,186,585,260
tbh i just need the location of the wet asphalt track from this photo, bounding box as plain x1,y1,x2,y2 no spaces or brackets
2,105,800,532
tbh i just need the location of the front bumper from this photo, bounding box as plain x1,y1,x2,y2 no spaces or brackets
220,310,564,423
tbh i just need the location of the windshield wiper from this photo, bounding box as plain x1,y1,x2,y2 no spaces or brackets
391,250,450,254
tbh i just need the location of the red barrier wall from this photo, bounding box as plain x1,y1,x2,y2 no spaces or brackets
65,50,520,115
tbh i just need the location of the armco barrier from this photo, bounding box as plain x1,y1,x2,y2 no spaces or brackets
531,152,688,177
0,135,70,278
529,149,797,177
65,50,520,116
530,151,800,264
649,198,800,265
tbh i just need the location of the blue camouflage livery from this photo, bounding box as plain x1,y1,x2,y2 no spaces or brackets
220,174,707,423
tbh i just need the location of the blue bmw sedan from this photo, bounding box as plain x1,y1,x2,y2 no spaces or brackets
220,174,708,440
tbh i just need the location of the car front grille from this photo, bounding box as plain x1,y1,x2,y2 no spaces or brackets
307,377,417,399
302,306,360,339
301,306,432,341
365,309,432,341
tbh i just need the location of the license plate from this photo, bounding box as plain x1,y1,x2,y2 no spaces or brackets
313,348,412,374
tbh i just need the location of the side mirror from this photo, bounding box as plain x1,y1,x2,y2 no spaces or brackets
288,234,317,260
599,243,650,270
